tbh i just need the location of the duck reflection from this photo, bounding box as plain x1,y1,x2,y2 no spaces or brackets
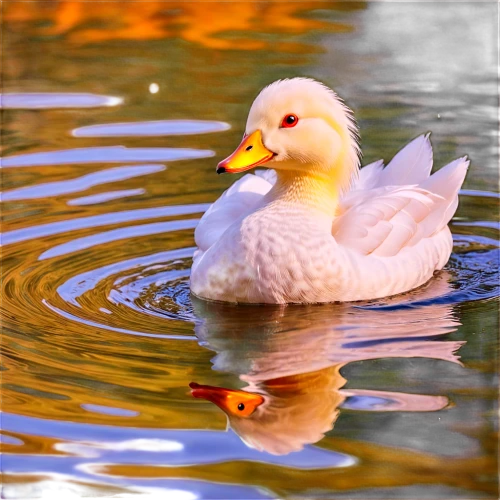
191,365,345,455
190,274,464,455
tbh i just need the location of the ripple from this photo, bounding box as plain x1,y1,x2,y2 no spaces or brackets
42,299,194,340
2,413,356,470
0,435,24,446
47,247,198,338
72,119,230,137
454,221,500,231
68,188,145,206
57,247,195,306
2,203,210,245
129,269,197,323
110,270,194,322
0,93,123,109
81,404,139,417
99,439,182,453
1,164,165,202
39,219,199,260
1,146,214,168
459,189,500,199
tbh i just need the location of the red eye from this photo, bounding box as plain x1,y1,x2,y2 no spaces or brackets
281,114,298,128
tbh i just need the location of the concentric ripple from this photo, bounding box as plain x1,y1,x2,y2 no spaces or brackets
54,246,198,334
22,192,494,346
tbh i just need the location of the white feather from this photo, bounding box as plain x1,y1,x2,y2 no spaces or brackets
194,173,272,254
353,159,384,191
375,133,433,187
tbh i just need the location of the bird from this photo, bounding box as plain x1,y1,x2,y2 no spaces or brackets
190,77,469,304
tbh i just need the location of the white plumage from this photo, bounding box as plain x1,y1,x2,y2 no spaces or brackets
190,78,468,304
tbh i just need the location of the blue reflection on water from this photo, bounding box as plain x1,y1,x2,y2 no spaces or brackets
2,413,356,470
68,188,145,206
38,219,199,260
1,146,214,168
81,404,140,417
2,164,165,201
72,119,230,137
2,204,210,245
0,93,123,109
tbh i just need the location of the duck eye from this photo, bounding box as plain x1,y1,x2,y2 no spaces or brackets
281,114,298,128
237,403,245,411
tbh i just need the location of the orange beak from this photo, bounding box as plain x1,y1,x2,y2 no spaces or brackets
216,130,275,174
189,382,264,417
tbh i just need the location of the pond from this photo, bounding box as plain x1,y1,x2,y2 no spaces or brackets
1,2,498,499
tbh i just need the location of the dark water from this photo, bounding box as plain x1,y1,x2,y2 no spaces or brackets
1,2,499,499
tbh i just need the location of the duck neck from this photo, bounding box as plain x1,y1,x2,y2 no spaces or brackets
266,169,341,220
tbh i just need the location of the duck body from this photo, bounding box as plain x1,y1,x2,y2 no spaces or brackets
190,78,468,304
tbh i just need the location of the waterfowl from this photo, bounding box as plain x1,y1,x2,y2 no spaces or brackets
190,78,468,304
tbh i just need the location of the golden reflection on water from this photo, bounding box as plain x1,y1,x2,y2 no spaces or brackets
4,1,361,49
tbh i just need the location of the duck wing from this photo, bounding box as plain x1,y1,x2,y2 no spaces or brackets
194,170,275,255
335,135,468,256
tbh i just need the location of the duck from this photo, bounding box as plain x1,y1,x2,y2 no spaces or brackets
190,77,469,304
189,286,461,454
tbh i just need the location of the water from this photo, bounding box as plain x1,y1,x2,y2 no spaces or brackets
1,2,498,499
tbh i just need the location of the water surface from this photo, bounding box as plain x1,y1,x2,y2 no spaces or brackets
1,2,498,499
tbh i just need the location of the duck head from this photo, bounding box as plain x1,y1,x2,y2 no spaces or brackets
217,78,360,194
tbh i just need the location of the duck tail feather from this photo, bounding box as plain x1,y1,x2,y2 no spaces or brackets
377,133,433,187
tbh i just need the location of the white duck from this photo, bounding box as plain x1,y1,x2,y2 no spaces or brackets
191,78,468,304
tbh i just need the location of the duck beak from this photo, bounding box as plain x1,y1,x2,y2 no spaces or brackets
216,130,275,174
189,382,264,417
